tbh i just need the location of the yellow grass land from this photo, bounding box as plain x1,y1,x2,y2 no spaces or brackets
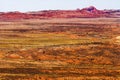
0,18,120,80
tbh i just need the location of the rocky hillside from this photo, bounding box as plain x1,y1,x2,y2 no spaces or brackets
104,9,120,18
0,6,111,20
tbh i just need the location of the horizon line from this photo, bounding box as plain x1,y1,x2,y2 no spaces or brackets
0,7,120,13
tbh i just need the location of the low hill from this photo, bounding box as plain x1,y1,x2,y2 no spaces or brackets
0,6,113,20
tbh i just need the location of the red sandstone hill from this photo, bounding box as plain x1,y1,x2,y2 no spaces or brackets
0,6,119,20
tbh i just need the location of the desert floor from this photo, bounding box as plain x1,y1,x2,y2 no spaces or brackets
0,18,120,80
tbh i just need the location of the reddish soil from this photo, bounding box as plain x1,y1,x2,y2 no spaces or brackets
0,6,111,20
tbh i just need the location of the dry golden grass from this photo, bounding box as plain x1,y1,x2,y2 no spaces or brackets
0,18,120,79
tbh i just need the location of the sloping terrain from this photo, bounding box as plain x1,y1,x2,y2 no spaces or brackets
104,9,120,18
0,6,109,20
1,6,120,21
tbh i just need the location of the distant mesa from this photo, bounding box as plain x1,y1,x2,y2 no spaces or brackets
87,6,97,11
0,6,119,20
82,6,97,12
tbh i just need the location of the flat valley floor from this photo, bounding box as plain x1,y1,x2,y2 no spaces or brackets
0,18,120,80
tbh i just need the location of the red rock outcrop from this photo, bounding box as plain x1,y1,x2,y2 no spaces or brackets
0,6,112,20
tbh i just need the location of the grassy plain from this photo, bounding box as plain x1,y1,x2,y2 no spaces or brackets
0,18,120,80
